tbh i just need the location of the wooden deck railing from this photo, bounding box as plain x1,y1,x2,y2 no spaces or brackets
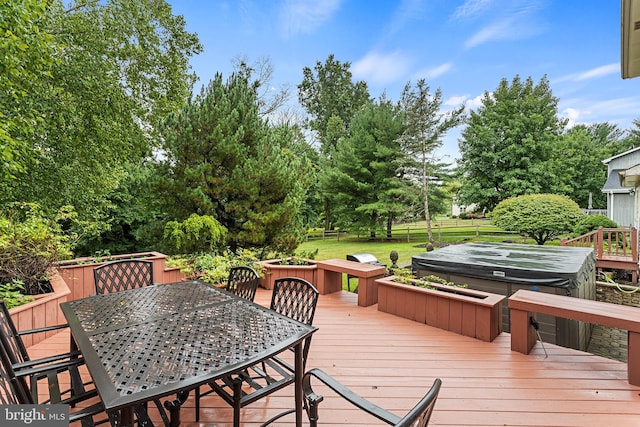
561,227,639,282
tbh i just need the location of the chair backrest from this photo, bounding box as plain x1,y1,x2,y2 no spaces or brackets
270,277,319,365
0,301,30,365
226,266,260,302
93,259,154,294
270,277,319,326
397,378,442,427
303,368,441,427
0,329,33,405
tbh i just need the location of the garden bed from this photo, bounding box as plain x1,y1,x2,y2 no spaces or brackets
375,275,505,342
258,258,317,290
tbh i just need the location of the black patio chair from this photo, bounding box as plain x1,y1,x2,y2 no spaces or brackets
0,340,117,426
195,277,319,426
0,339,173,426
225,266,260,302
303,368,442,427
93,259,154,294
0,300,93,405
0,304,172,426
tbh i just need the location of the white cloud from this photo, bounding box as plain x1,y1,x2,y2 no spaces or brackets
352,51,412,85
559,96,640,129
462,0,545,48
575,64,619,81
453,0,495,20
442,93,487,111
413,62,453,80
465,18,515,48
561,107,585,128
279,0,342,38
445,95,468,106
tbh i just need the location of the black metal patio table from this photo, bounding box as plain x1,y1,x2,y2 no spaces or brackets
60,280,317,427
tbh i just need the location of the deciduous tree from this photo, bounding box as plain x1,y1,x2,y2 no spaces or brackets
399,79,465,242
458,75,565,211
1,0,201,230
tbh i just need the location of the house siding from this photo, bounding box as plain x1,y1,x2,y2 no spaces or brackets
607,150,640,170
608,191,635,226
603,148,640,228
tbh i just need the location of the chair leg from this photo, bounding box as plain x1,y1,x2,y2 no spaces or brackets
233,377,243,427
307,398,319,427
195,386,200,422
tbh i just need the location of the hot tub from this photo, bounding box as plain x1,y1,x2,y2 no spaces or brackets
412,242,596,350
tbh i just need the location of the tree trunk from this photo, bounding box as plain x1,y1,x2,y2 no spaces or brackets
423,154,433,243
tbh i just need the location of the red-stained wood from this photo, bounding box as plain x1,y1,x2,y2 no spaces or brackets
24,288,640,427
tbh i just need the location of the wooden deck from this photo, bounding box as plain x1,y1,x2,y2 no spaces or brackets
27,288,640,427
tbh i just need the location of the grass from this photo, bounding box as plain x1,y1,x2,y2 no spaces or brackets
299,219,534,266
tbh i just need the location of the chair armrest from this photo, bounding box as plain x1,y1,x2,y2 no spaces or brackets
12,351,84,371
303,368,401,425
17,323,69,336
13,355,85,378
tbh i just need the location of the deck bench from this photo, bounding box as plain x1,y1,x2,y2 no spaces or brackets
316,259,386,307
508,289,640,386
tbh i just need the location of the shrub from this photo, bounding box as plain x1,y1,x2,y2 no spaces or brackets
0,204,72,295
0,280,34,309
169,248,264,286
490,194,585,245
572,215,617,236
271,249,318,265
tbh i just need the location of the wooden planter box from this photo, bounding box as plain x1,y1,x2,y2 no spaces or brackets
259,259,317,290
56,251,186,300
8,253,186,347
9,271,71,347
376,276,505,342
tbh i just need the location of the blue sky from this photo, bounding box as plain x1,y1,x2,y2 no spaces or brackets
169,0,640,162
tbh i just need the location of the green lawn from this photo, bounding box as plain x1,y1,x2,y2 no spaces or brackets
298,219,538,266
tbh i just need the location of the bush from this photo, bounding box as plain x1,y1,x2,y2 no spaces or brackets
573,215,617,236
0,204,72,295
169,248,264,286
490,194,585,245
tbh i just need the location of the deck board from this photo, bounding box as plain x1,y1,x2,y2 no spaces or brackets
26,288,640,426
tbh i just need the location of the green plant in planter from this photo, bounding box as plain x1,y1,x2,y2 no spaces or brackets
169,248,265,286
272,249,318,265
392,268,468,290
0,203,72,296
0,280,34,309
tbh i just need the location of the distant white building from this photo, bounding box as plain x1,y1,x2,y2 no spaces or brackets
451,196,477,217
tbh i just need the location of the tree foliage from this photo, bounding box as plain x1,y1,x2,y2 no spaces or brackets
399,79,465,242
458,75,566,211
0,0,58,179
0,0,202,229
490,194,585,245
572,214,617,237
164,214,227,254
554,123,630,209
159,71,314,255
319,98,415,238
297,54,370,153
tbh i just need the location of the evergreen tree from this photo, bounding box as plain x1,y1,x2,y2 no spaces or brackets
159,71,314,254
319,99,414,238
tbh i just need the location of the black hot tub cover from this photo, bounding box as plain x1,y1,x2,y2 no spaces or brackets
411,242,595,289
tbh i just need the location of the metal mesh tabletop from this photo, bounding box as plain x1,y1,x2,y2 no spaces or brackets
60,281,316,414
66,281,232,332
